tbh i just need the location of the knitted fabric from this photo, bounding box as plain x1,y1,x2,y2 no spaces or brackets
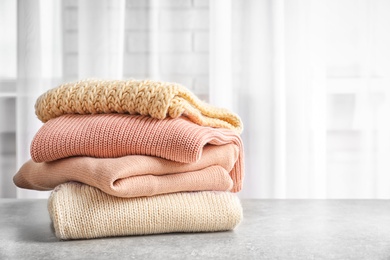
31,114,244,192
48,182,243,240
35,79,243,133
15,144,238,198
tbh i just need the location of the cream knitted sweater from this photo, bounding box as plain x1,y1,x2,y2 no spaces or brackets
35,79,243,133
48,182,243,240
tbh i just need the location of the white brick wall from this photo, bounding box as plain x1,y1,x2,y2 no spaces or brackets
194,31,208,52
63,54,78,77
126,32,150,53
63,0,210,95
158,32,193,52
124,1,209,94
63,8,78,31
159,9,209,30
63,31,77,53
193,0,209,8
0,98,16,198
126,0,192,8
125,9,156,30
194,75,208,91
63,0,78,7
0,98,16,133
123,53,151,75
160,53,208,75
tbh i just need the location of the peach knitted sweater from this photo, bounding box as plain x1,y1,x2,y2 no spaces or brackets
31,114,244,192
35,79,243,133
15,144,238,198
49,182,243,240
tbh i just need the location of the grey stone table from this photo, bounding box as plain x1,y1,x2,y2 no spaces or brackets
1,199,390,260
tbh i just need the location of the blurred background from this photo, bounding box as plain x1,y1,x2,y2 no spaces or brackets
1,0,390,199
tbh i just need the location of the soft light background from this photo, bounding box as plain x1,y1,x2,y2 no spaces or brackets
1,0,389,199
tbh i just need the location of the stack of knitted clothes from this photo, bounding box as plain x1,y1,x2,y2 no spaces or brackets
13,79,245,240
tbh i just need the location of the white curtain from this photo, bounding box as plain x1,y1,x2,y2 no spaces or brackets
211,0,390,198
16,0,56,198
1,0,390,199
12,0,126,198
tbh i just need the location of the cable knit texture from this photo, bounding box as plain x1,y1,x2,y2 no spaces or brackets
48,182,243,240
35,79,243,133
31,114,244,192
15,144,238,197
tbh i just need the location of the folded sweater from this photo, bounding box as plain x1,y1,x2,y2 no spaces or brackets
48,182,243,240
35,79,243,133
15,144,238,197
31,114,244,192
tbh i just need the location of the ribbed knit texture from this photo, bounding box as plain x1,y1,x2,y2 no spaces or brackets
48,182,243,240
35,79,243,133
31,114,244,192
15,144,238,197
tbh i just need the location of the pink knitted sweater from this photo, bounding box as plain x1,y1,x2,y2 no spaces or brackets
31,114,244,192
15,144,238,197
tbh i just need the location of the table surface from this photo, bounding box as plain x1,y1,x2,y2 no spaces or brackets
0,199,389,260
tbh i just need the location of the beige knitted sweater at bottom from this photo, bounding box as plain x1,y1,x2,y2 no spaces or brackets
48,182,243,240
35,79,243,133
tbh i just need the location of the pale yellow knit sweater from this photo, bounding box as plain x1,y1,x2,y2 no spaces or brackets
35,79,243,133
48,182,243,240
